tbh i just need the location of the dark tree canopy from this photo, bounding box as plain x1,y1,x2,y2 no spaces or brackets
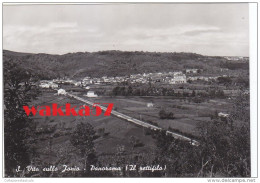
4,61,40,176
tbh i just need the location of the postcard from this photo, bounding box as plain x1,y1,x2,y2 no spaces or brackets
2,2,257,180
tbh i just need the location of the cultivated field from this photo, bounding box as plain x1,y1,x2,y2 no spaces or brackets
76,93,233,135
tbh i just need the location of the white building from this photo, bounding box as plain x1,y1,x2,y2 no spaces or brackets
186,69,199,74
147,103,154,108
169,74,187,84
39,80,58,89
39,83,50,88
49,83,59,89
218,112,229,118
86,91,98,97
57,89,67,95
74,81,82,86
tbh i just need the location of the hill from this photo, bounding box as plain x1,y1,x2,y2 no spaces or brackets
3,50,229,79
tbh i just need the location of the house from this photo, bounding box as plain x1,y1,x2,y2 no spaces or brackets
169,73,187,84
57,89,67,95
74,81,82,86
49,83,59,89
186,69,199,74
39,80,59,89
39,83,50,88
218,112,229,118
147,103,154,108
86,91,98,97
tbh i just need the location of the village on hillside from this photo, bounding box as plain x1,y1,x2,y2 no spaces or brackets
38,68,230,88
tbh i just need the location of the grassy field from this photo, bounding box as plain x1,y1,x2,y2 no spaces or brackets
29,88,234,165
30,90,157,164
76,93,233,136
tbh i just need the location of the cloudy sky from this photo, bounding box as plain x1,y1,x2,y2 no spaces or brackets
3,3,249,56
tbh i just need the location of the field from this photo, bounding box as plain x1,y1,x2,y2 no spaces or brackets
76,93,233,136
29,87,234,165
30,90,157,164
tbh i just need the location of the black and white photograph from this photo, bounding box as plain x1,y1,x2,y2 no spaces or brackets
2,2,257,179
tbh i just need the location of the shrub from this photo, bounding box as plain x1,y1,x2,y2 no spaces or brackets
159,109,175,119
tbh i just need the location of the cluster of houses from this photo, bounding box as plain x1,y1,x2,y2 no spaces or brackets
39,69,229,90
39,80,59,89
39,79,99,97
79,71,188,85
81,76,125,86
56,88,98,97
187,74,231,82
187,76,219,82
40,68,231,94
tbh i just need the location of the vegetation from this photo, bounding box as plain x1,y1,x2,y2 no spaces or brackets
111,85,227,99
129,136,144,149
153,92,250,177
70,122,97,175
220,61,249,70
3,50,250,177
159,109,175,119
4,61,40,176
4,50,246,79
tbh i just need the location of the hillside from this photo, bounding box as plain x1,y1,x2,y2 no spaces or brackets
3,50,231,79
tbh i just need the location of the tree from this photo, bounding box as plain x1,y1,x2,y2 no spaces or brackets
235,76,249,88
127,86,133,96
112,86,120,96
97,128,105,137
162,88,167,96
4,61,40,176
153,92,250,177
196,92,250,177
159,109,175,119
217,76,232,86
153,130,201,177
129,136,144,149
159,109,167,119
191,90,196,97
129,136,137,150
70,122,97,175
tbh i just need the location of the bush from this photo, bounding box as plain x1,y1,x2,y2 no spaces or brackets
192,97,205,103
144,128,152,136
146,120,159,127
159,109,175,119
129,136,144,148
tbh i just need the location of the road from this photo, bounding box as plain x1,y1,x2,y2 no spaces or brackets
66,92,200,146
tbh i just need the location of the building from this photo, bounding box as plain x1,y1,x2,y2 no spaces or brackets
49,83,59,89
39,81,58,89
86,91,98,97
39,83,50,88
147,103,154,108
218,112,229,118
169,73,187,84
57,89,67,95
186,69,199,74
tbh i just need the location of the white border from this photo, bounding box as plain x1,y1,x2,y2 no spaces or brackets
249,3,258,178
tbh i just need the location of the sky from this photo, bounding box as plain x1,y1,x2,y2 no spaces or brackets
3,3,249,56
